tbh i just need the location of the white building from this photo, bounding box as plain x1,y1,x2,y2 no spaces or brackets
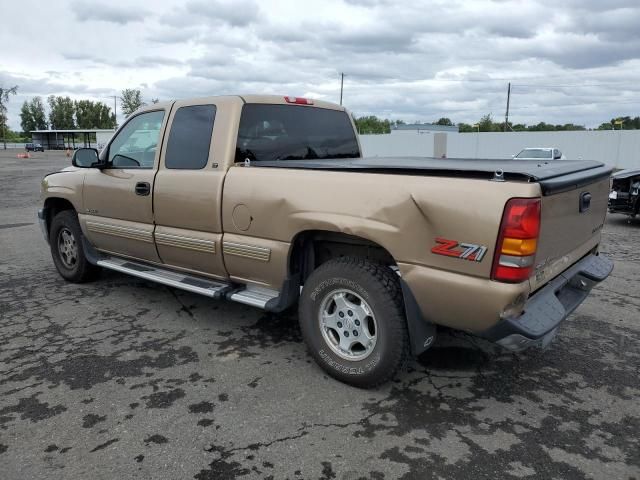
31,129,116,150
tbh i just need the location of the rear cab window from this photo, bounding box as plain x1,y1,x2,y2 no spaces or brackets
235,104,360,163
165,104,216,169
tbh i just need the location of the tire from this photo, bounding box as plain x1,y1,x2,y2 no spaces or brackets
298,257,409,388
49,210,100,283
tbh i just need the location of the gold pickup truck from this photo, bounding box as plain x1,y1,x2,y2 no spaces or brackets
39,95,613,387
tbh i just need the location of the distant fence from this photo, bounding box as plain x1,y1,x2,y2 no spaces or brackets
1,143,28,149
360,130,640,169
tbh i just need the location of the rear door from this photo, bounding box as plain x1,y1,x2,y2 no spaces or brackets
152,99,228,280
80,109,168,262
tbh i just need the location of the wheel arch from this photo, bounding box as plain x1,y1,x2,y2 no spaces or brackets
42,197,77,236
287,229,436,356
287,229,397,284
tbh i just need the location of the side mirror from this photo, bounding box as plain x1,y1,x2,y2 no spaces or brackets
72,148,101,168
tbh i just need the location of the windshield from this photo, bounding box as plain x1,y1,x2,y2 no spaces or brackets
235,104,360,162
515,149,552,159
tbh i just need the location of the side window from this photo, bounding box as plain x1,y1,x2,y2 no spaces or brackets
165,105,216,169
108,110,165,169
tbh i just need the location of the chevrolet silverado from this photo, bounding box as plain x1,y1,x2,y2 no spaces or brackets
39,95,613,387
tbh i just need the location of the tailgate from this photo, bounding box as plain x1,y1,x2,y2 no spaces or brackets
530,176,610,291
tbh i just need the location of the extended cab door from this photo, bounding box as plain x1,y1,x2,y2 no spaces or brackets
79,108,169,263
152,98,230,280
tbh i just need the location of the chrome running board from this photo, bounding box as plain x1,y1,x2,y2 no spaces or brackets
96,255,280,309
229,285,280,309
97,257,229,298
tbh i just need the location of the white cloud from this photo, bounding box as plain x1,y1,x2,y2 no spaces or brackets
1,0,639,130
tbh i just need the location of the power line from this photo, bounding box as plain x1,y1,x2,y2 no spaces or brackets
511,100,640,110
513,83,640,89
404,77,640,88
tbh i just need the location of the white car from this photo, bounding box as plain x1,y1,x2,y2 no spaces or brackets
513,148,566,160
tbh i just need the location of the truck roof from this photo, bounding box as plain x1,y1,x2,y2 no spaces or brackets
137,95,344,113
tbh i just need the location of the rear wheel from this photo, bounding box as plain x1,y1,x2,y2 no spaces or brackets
299,257,409,388
49,210,100,283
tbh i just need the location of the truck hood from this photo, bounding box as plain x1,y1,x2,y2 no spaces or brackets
43,165,80,179
254,157,612,195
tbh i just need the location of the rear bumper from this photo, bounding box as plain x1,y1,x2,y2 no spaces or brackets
480,253,613,351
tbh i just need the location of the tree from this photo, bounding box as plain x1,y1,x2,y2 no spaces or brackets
120,89,145,117
20,101,32,133
457,122,474,133
20,97,47,133
354,115,391,134
75,100,116,129
48,95,75,129
0,85,18,149
477,114,499,132
434,117,453,126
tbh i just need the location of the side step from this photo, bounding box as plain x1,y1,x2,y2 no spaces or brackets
96,256,281,309
228,286,280,309
97,257,229,298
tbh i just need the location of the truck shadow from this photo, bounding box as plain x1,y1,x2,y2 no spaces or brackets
606,215,640,227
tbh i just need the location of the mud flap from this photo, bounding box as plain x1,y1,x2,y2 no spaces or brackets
82,236,102,265
400,278,437,356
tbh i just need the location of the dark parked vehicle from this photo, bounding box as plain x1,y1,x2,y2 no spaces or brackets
609,169,640,218
26,143,45,152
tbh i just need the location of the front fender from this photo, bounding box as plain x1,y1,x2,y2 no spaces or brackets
41,171,85,212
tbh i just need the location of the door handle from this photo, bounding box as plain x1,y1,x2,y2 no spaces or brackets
135,182,151,196
579,192,591,213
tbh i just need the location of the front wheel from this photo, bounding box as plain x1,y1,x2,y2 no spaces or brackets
298,257,409,388
49,210,100,283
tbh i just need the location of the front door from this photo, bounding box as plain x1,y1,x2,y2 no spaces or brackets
79,108,169,263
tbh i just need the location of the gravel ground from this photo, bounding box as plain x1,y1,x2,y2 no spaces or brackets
1,150,639,480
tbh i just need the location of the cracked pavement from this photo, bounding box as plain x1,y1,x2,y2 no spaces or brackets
1,151,639,479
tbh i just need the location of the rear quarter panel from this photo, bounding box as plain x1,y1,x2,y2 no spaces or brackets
221,166,541,286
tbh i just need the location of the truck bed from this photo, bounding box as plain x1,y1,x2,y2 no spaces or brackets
254,157,612,195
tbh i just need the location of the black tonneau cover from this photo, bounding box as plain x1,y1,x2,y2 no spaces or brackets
253,157,612,195
612,168,640,180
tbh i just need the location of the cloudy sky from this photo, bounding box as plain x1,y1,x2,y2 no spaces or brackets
1,0,640,129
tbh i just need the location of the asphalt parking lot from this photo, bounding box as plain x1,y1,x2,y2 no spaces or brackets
1,149,639,480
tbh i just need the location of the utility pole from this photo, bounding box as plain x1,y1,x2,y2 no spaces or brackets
504,82,511,132
339,72,344,106
111,95,118,129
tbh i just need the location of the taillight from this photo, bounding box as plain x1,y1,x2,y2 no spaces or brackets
284,96,313,105
491,198,541,283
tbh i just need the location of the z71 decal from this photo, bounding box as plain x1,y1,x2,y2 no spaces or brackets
431,237,488,262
